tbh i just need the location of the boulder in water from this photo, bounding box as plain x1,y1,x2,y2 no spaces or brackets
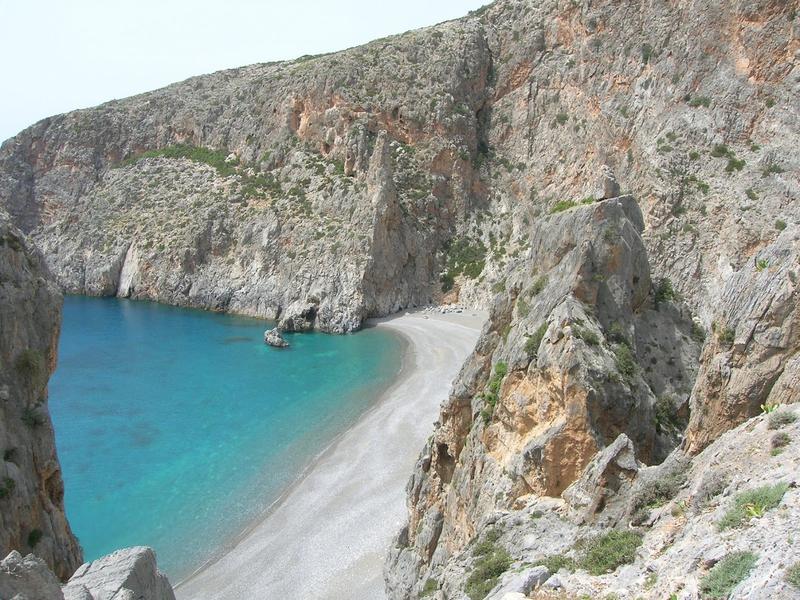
264,327,289,348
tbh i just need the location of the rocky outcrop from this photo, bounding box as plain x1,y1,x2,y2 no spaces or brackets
399,405,799,599
0,210,82,580
1,546,175,600
385,196,702,597
263,327,289,348
63,547,175,600
685,225,800,453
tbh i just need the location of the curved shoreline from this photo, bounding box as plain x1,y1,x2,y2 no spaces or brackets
176,309,484,599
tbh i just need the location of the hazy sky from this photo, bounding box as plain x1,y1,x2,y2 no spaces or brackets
0,0,488,142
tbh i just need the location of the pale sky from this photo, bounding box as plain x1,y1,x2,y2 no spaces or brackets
0,0,488,142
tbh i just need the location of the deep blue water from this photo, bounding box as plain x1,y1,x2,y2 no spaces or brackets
49,296,403,580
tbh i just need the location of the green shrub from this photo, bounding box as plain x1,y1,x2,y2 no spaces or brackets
0,477,15,499
654,278,676,305
631,465,687,525
762,163,784,177
465,546,512,600
717,326,735,346
27,529,43,548
775,219,787,231
700,551,757,599
15,349,45,382
614,344,636,381
421,578,439,596
688,96,711,108
654,396,686,433
641,43,653,63
555,112,569,126
690,321,707,343
718,482,788,530
535,554,576,574
117,144,237,177
745,188,758,201
22,406,46,429
787,562,800,589
725,157,746,172
517,299,530,318
3,447,16,462
710,144,731,158
756,259,769,272
551,200,577,213
578,530,643,575
481,363,508,422
441,238,487,291
525,323,548,358
689,150,700,160
768,410,797,430
574,326,599,346
473,528,502,556
528,275,548,296
771,431,791,451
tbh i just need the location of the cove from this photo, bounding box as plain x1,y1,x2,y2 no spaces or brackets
48,296,404,580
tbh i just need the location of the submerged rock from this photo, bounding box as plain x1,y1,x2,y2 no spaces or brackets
264,327,289,348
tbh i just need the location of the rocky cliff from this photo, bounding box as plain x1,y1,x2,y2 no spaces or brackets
0,210,82,580
0,0,798,598
2,0,796,334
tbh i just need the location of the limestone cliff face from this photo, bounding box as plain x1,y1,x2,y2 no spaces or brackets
0,210,82,580
385,196,702,597
1,0,796,334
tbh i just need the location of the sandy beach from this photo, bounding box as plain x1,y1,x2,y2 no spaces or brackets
176,309,485,600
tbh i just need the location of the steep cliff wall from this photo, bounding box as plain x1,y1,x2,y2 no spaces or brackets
0,210,82,580
1,0,796,333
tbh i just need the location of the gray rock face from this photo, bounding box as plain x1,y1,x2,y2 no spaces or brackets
0,210,82,580
385,196,702,597
1,0,795,336
63,547,175,600
263,327,289,348
0,550,64,600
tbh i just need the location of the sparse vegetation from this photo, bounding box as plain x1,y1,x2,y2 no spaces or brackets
421,579,438,596
775,219,787,231
693,471,729,509
631,464,687,524
654,396,685,433
787,562,800,589
550,199,577,213
654,278,676,306
691,321,707,343
441,238,487,291
535,554,576,574
22,406,46,429
688,95,711,108
718,482,788,530
465,544,512,600
525,323,548,359
614,344,637,382
577,530,643,575
0,477,15,499
768,410,797,430
574,325,599,346
116,144,237,177
756,258,769,272
717,326,735,346
480,362,508,423
762,163,784,177
771,431,791,454
528,275,548,296
700,551,758,599
15,349,44,382
27,529,43,548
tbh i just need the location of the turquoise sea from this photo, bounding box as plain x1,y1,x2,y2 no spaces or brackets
48,296,404,580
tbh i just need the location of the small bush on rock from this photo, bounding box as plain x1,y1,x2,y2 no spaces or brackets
15,349,44,382
700,551,757,599
27,529,43,548
421,578,438,596
525,323,548,359
718,482,788,530
577,530,643,575
535,554,576,574
768,410,797,430
465,546,512,600
786,562,800,589
631,466,687,525
0,477,15,499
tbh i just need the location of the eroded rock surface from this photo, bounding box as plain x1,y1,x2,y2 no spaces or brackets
0,210,82,580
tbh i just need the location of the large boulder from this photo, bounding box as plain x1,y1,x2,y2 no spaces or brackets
63,547,175,600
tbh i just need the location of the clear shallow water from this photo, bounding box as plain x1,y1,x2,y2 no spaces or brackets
49,296,403,580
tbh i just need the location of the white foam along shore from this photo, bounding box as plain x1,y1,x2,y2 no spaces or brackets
176,309,485,600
